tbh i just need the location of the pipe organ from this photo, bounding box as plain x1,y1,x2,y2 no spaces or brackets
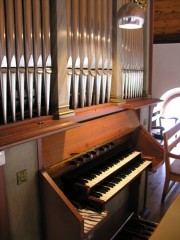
0,0,51,125
0,1,166,239
0,0,146,125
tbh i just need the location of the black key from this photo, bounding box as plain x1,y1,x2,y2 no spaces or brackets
91,192,101,198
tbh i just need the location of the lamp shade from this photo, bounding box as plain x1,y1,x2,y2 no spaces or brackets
117,2,144,29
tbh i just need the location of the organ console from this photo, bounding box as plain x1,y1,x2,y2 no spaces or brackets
39,109,164,240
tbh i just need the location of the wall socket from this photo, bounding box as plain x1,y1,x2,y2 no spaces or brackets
143,118,147,127
0,151,5,166
16,169,28,185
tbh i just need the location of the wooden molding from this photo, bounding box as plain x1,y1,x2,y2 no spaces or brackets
154,33,180,44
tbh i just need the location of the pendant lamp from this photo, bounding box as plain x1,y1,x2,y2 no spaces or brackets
117,1,144,29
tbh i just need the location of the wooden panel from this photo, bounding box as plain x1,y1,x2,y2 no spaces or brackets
133,126,164,171
154,33,180,43
41,110,140,168
40,171,83,240
121,98,162,110
0,116,79,150
154,0,180,43
40,171,134,240
154,12,180,22
154,20,180,34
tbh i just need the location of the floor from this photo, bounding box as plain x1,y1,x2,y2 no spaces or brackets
145,163,180,223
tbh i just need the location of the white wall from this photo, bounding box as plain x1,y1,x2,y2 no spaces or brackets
152,43,180,99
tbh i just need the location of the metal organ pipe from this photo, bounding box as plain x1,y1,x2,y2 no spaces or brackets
67,0,113,109
0,0,52,124
0,0,114,124
101,0,108,104
41,0,52,116
0,0,7,124
14,0,25,121
87,0,96,107
79,0,88,108
32,0,43,117
71,0,80,109
121,25,144,100
119,0,144,100
5,0,17,122
67,0,73,109
0,0,144,124
23,0,34,119
94,0,102,105
107,0,112,103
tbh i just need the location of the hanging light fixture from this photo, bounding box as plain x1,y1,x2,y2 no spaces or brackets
117,1,144,29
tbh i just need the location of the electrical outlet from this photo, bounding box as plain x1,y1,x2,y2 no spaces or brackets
16,169,27,185
0,151,5,166
143,119,147,126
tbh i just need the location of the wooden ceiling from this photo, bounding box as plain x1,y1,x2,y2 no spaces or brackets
153,0,180,43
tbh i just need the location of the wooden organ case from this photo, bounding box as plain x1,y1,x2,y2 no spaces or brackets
39,109,164,240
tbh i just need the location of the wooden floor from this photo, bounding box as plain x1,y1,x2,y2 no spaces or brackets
145,163,180,223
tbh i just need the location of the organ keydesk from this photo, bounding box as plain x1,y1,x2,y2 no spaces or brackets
39,109,164,240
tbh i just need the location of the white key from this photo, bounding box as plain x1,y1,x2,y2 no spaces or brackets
92,160,151,202
83,151,141,188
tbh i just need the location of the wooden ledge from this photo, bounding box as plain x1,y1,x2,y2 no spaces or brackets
0,98,161,150
121,97,162,110
0,116,80,150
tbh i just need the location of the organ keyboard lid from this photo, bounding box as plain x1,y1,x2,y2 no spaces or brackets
40,109,141,169
38,109,163,173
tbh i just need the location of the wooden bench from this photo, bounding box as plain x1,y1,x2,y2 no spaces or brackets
162,122,180,201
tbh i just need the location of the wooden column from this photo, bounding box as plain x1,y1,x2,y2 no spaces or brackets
143,0,154,132
111,0,124,104
143,0,152,98
50,0,74,118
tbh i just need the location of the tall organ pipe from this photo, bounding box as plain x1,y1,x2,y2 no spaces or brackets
5,0,17,122
0,0,8,124
32,0,43,117
23,0,34,118
41,0,52,115
14,0,25,120
71,0,80,109
79,0,88,107
67,0,73,107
